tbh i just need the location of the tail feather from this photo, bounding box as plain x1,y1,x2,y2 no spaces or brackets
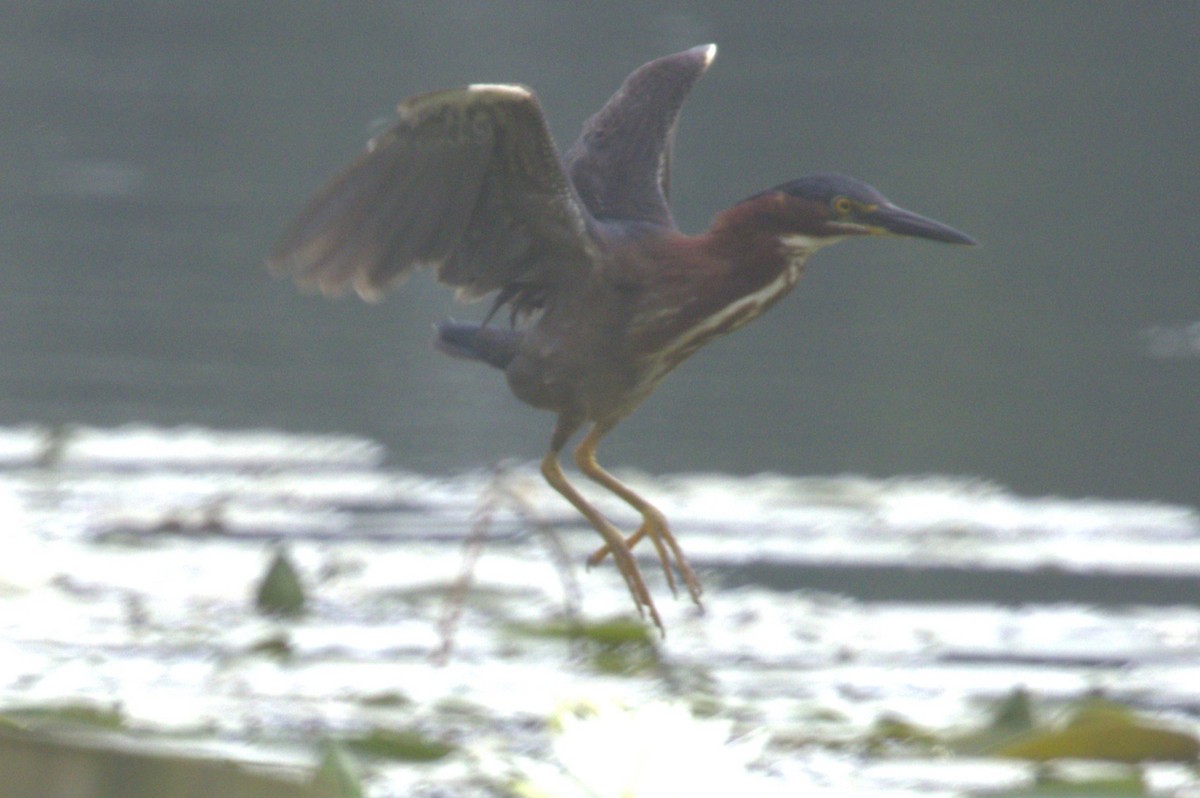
433,321,522,371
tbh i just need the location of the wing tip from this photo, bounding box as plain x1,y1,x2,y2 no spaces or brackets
467,82,532,98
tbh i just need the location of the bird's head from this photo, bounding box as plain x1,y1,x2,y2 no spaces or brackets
758,172,977,249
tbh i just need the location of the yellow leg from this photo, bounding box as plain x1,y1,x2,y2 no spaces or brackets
540,449,663,631
574,425,704,606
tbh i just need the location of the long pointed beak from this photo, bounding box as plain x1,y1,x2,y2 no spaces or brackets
867,203,977,245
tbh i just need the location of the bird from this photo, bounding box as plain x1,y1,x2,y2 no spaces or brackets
268,44,976,631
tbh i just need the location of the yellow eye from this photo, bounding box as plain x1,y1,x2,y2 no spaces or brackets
832,196,855,216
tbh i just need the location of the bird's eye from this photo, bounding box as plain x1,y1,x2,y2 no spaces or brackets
832,196,855,216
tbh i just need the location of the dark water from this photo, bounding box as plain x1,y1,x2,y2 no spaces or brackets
1,4,1197,507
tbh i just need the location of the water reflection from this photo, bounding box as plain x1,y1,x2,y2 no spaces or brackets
2,424,1198,794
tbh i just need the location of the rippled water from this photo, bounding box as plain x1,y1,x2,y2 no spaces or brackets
2,424,1198,795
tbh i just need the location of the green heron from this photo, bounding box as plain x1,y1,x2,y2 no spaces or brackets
270,44,975,630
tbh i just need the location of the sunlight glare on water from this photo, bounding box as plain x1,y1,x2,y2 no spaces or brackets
1,424,1198,795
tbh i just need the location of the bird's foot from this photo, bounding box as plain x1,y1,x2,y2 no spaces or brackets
587,517,704,609
599,528,664,632
590,520,667,633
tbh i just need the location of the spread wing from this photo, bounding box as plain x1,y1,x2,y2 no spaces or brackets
563,44,716,228
269,84,597,302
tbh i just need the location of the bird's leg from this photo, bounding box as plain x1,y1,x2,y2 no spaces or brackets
575,424,703,606
480,284,518,327
541,452,662,630
540,418,663,630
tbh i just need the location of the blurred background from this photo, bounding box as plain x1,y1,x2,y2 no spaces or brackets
1,1,1197,506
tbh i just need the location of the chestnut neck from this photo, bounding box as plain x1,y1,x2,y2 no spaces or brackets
700,192,825,283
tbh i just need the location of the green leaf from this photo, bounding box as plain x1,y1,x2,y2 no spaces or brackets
991,698,1200,763
343,728,455,762
255,547,307,617
311,741,364,798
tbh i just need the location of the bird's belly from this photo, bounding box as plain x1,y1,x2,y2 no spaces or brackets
505,344,570,413
505,327,640,422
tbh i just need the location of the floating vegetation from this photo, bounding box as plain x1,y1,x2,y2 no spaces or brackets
355,691,412,709
342,727,455,762
311,742,364,798
255,546,307,617
246,630,296,661
865,712,942,754
861,689,1200,766
508,615,661,675
1,700,126,731
3,424,1199,796
0,724,317,798
989,696,1200,764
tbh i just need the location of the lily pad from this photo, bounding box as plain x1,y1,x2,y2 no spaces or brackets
990,698,1200,763
343,727,455,762
1,701,125,730
255,547,307,617
508,615,660,674
311,741,364,798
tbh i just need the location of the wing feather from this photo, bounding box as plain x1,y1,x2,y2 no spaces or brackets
563,44,716,227
269,85,594,303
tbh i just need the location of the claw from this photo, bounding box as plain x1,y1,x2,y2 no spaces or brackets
589,516,703,608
